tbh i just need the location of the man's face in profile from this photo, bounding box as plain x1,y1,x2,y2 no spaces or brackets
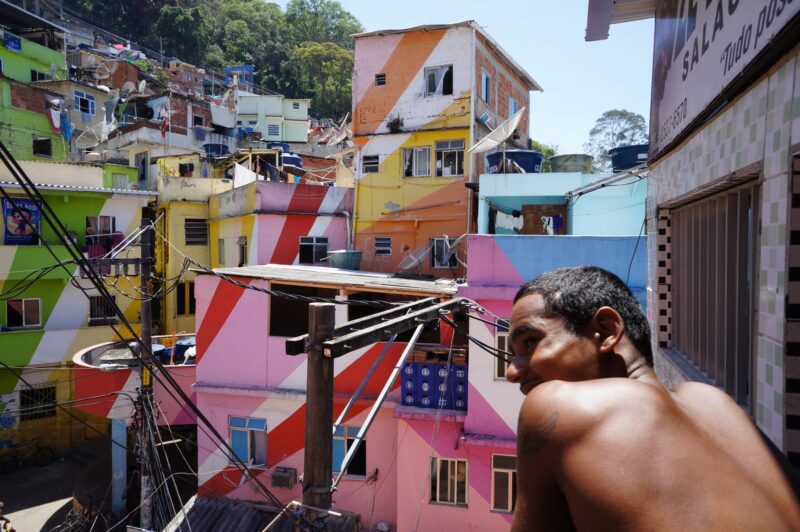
507,294,601,395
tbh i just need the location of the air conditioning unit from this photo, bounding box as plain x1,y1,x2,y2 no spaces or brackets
271,466,297,489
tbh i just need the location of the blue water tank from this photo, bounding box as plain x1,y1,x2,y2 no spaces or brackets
267,142,291,153
281,153,303,168
608,144,648,172
486,150,544,173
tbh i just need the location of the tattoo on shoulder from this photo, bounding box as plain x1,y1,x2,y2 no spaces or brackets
518,412,559,456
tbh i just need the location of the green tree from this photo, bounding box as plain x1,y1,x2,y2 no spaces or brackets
288,41,353,120
285,0,364,49
155,5,212,66
584,109,648,172
529,139,558,173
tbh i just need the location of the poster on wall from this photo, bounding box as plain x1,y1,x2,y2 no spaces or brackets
650,0,800,159
3,198,41,245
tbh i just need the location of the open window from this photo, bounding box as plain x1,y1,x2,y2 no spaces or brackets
229,416,266,466
431,237,458,269
424,65,453,96
430,457,467,505
403,147,431,177
491,455,517,512
333,425,366,477
299,236,328,264
435,140,464,177
362,155,379,174
269,284,337,337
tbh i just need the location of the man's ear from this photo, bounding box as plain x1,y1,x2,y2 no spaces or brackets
590,306,625,353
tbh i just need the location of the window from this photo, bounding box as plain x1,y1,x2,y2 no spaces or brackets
267,124,280,136
269,284,337,337
431,237,458,269
89,295,117,326
74,91,96,115
509,96,519,115
218,238,225,266
112,173,129,189
30,70,52,82
333,425,366,477
491,455,517,512
32,138,51,157
362,155,379,174
237,236,247,267
299,236,328,264
375,237,392,256
85,215,116,237
192,114,204,127
403,146,431,177
670,182,759,406
430,457,467,505
481,70,491,103
424,65,453,96
184,219,208,246
6,298,41,327
494,322,510,380
229,416,267,466
375,73,386,86
435,140,464,177
292,102,300,109
176,282,195,316
19,386,56,421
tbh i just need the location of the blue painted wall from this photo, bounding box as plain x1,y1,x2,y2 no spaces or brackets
477,172,646,236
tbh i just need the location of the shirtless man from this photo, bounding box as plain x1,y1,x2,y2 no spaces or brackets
506,266,800,531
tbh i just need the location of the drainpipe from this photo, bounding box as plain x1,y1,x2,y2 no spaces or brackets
467,26,477,235
343,210,352,249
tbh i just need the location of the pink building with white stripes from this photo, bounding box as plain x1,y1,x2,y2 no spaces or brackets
192,262,528,530
208,180,353,269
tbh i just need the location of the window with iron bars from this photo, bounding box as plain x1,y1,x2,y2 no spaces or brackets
669,181,759,408
19,385,56,421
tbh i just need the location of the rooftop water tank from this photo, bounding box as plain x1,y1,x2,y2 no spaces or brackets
486,150,543,173
549,154,594,173
608,144,648,173
267,142,291,153
281,153,303,168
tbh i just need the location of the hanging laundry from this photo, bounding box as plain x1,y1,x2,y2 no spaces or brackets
60,112,74,142
81,112,91,123
161,117,169,139
47,109,61,134
202,160,209,178
194,127,206,141
105,93,120,124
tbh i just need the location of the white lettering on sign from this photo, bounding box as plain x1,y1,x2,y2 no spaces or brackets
650,0,799,159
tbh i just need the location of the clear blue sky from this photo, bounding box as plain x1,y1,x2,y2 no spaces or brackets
275,0,654,154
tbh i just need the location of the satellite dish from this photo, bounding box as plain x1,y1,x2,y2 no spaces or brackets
395,242,433,272
120,81,137,98
469,107,526,154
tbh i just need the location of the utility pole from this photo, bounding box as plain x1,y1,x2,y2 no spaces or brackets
139,208,154,530
303,303,335,511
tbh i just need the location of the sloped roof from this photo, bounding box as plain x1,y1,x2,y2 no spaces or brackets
353,20,541,91
202,264,460,296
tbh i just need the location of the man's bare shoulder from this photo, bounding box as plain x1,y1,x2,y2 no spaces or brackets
517,379,667,454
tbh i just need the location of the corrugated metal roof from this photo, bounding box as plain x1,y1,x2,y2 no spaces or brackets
202,264,460,296
0,181,157,196
166,496,360,532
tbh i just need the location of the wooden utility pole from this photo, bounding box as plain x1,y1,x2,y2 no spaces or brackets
139,208,154,529
303,303,335,510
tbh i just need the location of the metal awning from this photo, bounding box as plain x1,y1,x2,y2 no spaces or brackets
564,163,648,198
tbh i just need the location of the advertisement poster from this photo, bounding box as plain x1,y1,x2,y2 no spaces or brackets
650,0,800,159
3,197,41,245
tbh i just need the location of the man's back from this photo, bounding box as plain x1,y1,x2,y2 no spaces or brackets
513,378,800,531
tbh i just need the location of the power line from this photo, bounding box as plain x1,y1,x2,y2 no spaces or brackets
151,224,454,308
0,142,298,524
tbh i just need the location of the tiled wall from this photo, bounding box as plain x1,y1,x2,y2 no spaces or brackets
648,47,800,450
